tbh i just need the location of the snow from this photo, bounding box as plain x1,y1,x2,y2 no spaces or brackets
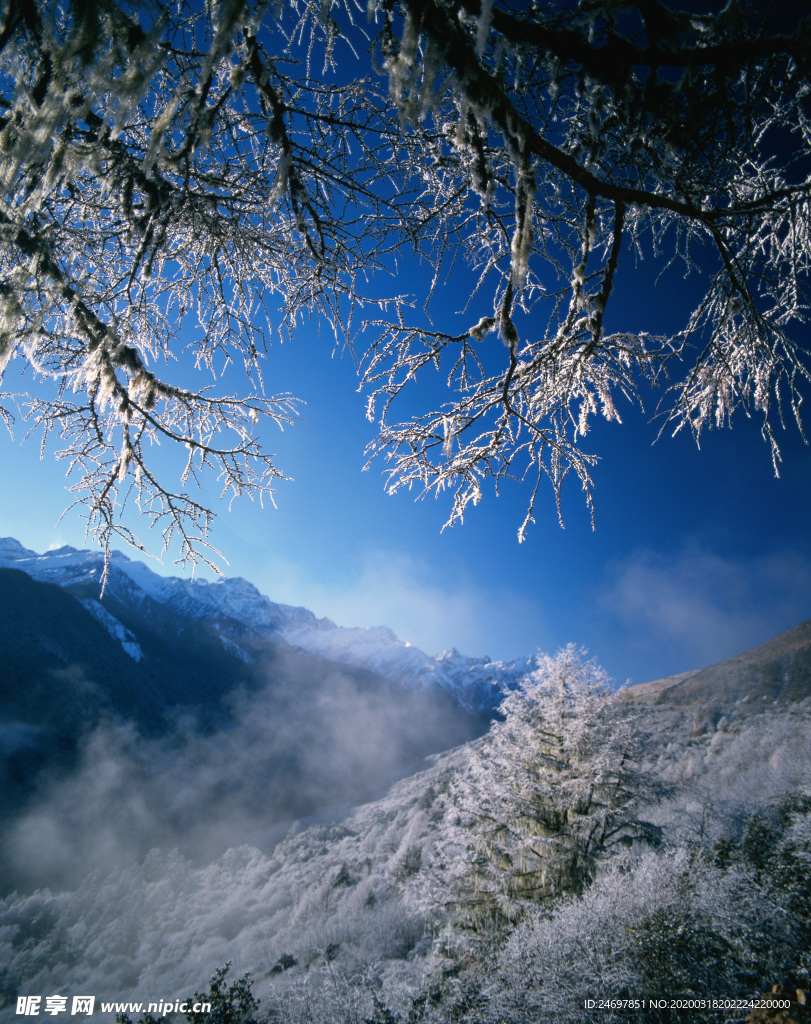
0,677,807,1024
1,534,810,1023
0,540,102,577
78,599,144,662
0,538,527,711
113,555,180,604
0,537,37,560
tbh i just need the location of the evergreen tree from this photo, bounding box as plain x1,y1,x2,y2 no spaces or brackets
420,647,659,932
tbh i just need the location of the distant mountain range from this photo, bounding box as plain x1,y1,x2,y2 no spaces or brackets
3,535,809,728
0,537,535,713
2,535,809,890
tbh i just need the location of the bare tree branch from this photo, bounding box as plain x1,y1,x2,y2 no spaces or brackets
0,0,808,559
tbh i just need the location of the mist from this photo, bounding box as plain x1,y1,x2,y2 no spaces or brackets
0,646,482,894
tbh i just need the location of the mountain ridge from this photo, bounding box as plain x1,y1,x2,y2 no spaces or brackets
0,537,533,713
0,539,496,889
623,618,811,708
3,537,810,717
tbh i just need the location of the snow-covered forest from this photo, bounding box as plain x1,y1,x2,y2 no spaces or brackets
2,645,810,1023
1,543,809,1023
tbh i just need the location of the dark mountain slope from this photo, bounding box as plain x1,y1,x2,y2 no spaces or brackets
0,567,484,888
624,619,811,708
0,566,259,731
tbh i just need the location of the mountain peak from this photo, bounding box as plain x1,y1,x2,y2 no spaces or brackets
0,537,38,559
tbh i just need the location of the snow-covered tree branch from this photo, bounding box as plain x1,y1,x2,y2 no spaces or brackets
1,0,809,562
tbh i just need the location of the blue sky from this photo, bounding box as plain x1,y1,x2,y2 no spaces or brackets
2,264,810,688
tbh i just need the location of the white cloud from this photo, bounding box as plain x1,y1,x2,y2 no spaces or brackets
255,548,551,660
598,543,811,679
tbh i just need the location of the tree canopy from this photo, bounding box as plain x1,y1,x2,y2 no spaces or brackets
1,0,809,568
415,647,659,934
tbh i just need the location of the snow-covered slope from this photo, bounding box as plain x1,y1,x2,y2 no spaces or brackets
1,663,808,1024
622,617,811,709
0,538,529,712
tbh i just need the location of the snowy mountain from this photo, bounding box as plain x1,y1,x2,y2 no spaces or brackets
1,538,809,1020
0,537,515,892
0,537,531,712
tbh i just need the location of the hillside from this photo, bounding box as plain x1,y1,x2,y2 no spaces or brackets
1,626,810,1023
0,555,485,893
1,538,809,1022
623,619,811,708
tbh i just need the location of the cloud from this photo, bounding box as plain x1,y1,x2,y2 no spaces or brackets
0,642,480,894
597,543,811,680
256,548,551,660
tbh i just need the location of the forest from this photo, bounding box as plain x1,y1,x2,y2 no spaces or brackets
2,641,809,1024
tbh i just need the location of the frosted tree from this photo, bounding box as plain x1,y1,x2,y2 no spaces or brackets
1,0,809,564
364,0,811,537
419,647,659,933
482,848,803,1023
0,0,408,568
